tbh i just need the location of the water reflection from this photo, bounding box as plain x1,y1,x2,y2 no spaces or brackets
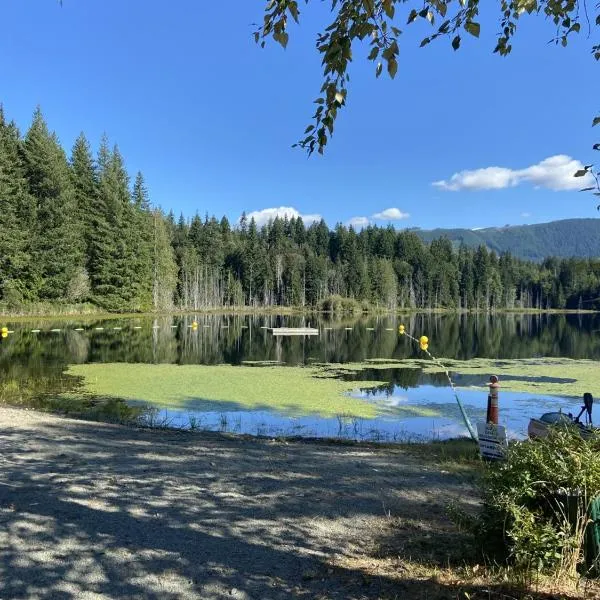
0,312,597,441
139,386,581,442
1,312,599,376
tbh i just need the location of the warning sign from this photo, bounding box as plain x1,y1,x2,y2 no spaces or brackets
477,422,508,460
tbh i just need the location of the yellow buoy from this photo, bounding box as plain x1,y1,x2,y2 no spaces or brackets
398,324,405,335
1,327,8,335
1,332,7,339
419,335,428,345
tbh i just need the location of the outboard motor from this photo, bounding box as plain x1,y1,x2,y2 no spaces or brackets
574,392,593,426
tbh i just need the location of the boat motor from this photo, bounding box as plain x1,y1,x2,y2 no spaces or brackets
574,392,594,427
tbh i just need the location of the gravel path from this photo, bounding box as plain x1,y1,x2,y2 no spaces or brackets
0,407,476,600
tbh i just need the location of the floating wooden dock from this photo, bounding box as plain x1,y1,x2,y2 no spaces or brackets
270,327,319,336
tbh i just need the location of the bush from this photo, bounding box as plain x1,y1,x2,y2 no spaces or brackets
472,429,600,581
319,295,363,314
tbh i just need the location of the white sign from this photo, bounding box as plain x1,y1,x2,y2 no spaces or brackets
477,422,508,460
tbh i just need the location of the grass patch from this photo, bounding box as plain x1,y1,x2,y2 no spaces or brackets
65,363,443,419
401,437,480,464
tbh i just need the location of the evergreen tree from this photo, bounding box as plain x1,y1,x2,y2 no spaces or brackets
130,171,154,310
70,133,98,294
23,108,84,300
0,109,37,303
92,141,135,309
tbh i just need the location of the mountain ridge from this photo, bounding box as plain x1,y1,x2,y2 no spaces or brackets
413,218,600,262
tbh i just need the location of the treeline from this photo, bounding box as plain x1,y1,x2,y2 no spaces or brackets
2,106,600,313
0,107,176,312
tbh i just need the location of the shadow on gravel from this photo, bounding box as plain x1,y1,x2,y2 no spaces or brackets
0,414,585,599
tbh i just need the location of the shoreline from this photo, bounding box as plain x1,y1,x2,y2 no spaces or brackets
1,306,597,321
2,401,475,450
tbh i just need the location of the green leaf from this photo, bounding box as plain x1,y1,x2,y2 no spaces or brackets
593,144,600,151
304,125,315,134
368,46,379,60
574,169,588,177
387,57,398,78
382,0,395,19
420,37,431,48
361,0,373,14
465,22,480,38
288,2,299,23
407,9,418,24
274,31,289,48
452,35,461,50
375,62,383,78
580,187,596,192
593,117,600,127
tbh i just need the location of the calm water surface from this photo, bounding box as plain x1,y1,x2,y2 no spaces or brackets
1,312,597,441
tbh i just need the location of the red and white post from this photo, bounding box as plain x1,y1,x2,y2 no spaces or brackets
487,375,500,425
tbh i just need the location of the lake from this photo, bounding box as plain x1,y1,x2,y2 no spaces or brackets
1,312,598,441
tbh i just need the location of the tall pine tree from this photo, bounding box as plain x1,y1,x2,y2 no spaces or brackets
23,108,84,300
92,138,135,309
131,171,154,310
0,108,37,303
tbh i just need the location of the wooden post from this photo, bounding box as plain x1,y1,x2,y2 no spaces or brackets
487,375,500,425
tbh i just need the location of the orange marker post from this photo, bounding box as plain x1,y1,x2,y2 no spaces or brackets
487,375,500,425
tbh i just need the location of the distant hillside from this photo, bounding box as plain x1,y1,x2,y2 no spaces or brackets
413,218,600,262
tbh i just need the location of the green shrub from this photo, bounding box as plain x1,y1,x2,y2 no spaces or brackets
472,428,600,580
319,295,364,314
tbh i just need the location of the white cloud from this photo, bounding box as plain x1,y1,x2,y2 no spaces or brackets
433,155,595,192
372,207,410,221
434,167,517,191
347,207,410,228
347,216,370,228
243,206,321,228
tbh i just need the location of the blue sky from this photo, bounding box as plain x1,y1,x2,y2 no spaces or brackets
1,0,598,230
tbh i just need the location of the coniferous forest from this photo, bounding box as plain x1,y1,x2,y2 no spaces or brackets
2,106,600,313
